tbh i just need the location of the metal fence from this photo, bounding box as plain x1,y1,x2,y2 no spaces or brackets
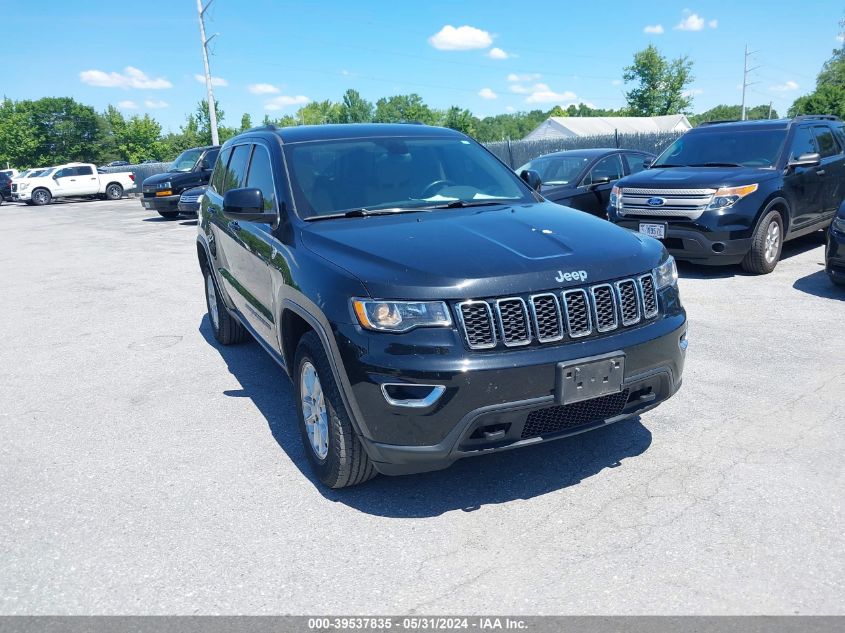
98,131,684,192
483,131,683,169
99,162,171,193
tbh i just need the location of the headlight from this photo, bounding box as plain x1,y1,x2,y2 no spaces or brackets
706,184,758,211
157,181,172,190
19,183,30,190
653,255,678,290
610,185,622,212
832,216,845,234
352,299,452,333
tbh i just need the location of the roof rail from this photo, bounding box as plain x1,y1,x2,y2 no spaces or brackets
697,119,740,126
793,114,840,122
245,124,279,133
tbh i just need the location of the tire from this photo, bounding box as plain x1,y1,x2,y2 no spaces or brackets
157,211,180,219
31,188,51,206
741,209,783,274
830,274,845,287
294,331,377,489
105,183,123,200
203,267,248,345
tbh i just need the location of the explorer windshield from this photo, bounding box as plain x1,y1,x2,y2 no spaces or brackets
284,136,533,218
654,129,788,168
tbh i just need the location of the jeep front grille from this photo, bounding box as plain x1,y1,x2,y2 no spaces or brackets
456,274,659,350
619,187,715,220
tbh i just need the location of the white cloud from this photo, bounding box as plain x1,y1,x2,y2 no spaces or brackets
265,95,310,111
428,25,493,50
837,34,844,43
611,79,622,86
708,19,718,28
505,106,516,113
675,12,705,31
507,72,540,82
509,83,530,94
478,87,498,100
248,83,280,95
644,24,664,34
144,99,169,109
487,47,509,59
770,80,799,92
683,88,704,97
194,73,227,87
525,83,578,104
79,66,172,89
117,100,138,109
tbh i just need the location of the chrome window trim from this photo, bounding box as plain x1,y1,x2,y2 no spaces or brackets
529,293,564,343
589,283,619,333
561,288,592,338
456,300,497,350
495,297,532,347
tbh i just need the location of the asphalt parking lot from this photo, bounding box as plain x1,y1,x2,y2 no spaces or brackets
1,197,843,615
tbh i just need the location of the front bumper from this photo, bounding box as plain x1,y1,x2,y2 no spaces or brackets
177,200,200,215
12,191,31,201
826,222,845,282
140,194,180,212
334,292,687,476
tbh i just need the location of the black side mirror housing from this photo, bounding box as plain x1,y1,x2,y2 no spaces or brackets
642,158,654,168
788,152,821,168
222,188,276,223
519,169,542,191
589,175,612,187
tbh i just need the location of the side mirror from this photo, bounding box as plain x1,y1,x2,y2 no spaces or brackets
519,169,542,191
642,158,654,168
788,152,821,168
222,188,276,223
589,175,612,187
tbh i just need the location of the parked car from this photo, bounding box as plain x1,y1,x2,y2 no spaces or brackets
608,115,844,274
516,148,654,218
103,160,130,168
11,163,134,205
1,169,20,180
177,185,207,216
141,145,219,219
0,173,12,203
197,123,687,488
826,200,845,285
141,159,160,164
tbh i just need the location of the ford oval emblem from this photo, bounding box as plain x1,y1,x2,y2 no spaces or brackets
646,197,666,207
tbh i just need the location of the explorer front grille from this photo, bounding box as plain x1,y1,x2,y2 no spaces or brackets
619,187,715,220
456,274,659,350
521,390,631,438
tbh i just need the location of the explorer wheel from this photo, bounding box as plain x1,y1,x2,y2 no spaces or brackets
203,267,247,345
294,331,377,489
742,209,783,274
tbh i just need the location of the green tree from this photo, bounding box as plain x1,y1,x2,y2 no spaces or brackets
119,115,163,163
441,106,477,136
623,45,694,115
690,104,777,125
240,113,253,132
296,100,343,125
339,89,374,123
789,22,845,119
373,94,438,124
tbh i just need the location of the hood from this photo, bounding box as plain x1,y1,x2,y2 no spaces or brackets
301,201,664,300
141,171,201,188
621,166,779,189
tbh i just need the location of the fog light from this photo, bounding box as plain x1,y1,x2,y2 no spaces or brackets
679,331,689,351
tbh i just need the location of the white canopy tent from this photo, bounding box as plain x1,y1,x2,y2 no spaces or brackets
524,114,692,140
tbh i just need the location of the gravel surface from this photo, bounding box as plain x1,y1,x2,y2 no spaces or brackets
1,198,843,614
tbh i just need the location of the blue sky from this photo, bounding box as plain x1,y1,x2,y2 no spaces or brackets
4,0,843,131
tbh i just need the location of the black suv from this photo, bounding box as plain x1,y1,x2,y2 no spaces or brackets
197,124,687,488
141,145,219,219
608,115,845,274
827,200,845,285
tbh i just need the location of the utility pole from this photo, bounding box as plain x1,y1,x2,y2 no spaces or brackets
197,0,219,145
740,44,761,121
768,101,773,119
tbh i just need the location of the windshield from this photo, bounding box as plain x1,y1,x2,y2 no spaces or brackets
170,148,202,172
36,168,54,177
285,136,533,218
516,155,590,186
654,129,787,168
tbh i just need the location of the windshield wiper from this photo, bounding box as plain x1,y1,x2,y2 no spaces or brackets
651,163,686,168
688,162,743,167
421,200,512,209
304,207,429,221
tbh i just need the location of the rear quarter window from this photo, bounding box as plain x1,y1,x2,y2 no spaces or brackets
813,126,841,159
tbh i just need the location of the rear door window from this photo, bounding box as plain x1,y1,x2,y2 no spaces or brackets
75,166,93,176
789,127,817,161
624,153,650,175
813,126,840,158
583,154,623,186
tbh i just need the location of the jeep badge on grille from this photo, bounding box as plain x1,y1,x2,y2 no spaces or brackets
555,270,588,283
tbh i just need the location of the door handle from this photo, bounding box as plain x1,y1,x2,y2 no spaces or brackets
70,179,76,181
816,169,826,175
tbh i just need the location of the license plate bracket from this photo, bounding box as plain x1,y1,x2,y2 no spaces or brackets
639,222,667,239
143,201,152,209
555,354,625,405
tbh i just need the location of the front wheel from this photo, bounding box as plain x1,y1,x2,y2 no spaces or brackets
294,331,377,489
157,210,180,219
105,183,123,200
31,188,51,206
742,210,783,274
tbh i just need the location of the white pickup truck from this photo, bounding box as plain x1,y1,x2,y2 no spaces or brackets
12,163,135,206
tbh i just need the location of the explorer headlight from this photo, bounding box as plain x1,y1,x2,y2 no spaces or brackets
706,184,758,211
653,255,678,290
352,299,452,333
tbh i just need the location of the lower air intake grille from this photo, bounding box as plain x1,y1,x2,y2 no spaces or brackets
521,390,630,439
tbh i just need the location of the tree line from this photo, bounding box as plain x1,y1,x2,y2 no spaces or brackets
7,35,843,170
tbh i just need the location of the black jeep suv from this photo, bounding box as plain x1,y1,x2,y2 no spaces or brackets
141,145,219,219
608,115,845,274
197,124,687,488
